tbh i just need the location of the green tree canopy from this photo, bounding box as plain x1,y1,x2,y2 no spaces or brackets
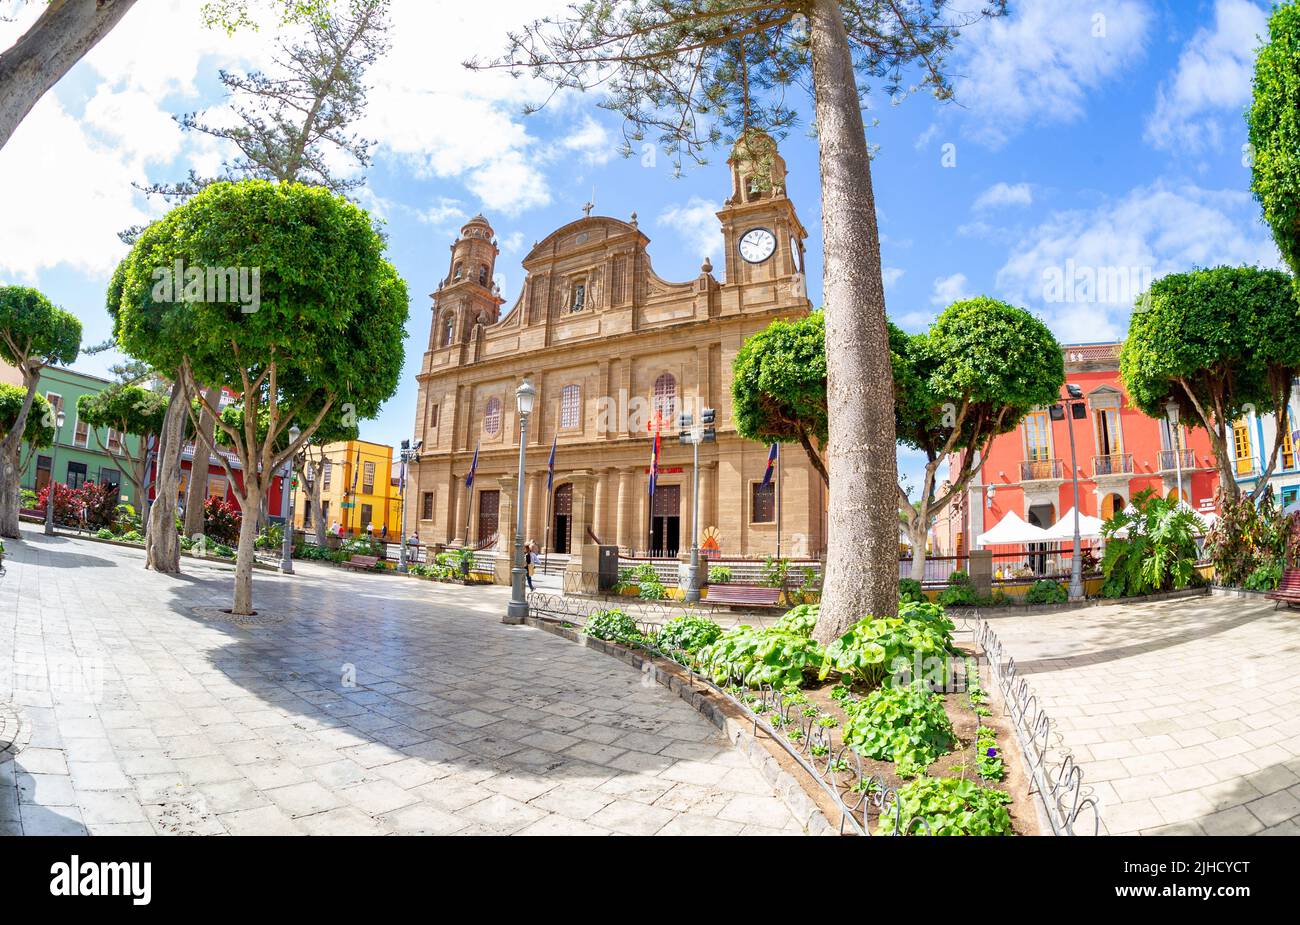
1120,265,1300,500
731,311,828,483
77,385,168,441
0,384,54,452
1249,2,1300,281
110,178,408,612
895,297,1063,579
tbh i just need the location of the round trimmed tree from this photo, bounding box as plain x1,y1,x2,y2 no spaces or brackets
110,179,408,613
1249,2,1300,280
1121,266,1300,501
0,285,81,536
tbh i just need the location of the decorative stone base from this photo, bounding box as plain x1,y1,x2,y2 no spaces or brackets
190,606,286,627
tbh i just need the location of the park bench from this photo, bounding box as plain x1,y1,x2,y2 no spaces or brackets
707,583,783,608
1266,568,1300,608
339,554,380,572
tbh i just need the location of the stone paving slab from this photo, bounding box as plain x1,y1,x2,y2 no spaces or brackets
982,594,1300,835
0,526,805,836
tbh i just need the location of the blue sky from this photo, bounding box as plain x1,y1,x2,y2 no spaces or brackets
0,0,1281,489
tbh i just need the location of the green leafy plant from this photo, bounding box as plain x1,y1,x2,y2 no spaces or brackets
638,578,667,600
760,555,790,589
773,603,818,637
937,569,983,607
840,679,955,777
878,776,1013,836
120,530,144,543
898,578,925,603
95,528,115,540
694,624,824,688
1024,579,1067,605
582,609,643,645
656,614,722,653
818,601,955,688
707,565,732,583
975,726,1004,781
1244,559,1284,591
1101,488,1202,598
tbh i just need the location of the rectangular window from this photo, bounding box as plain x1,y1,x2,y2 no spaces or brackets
73,417,89,448
1282,486,1299,508
571,282,585,312
1023,411,1051,461
751,481,775,524
1094,408,1122,456
66,461,88,489
421,492,434,520
45,392,63,416
303,501,313,527
560,385,580,430
321,500,330,525
362,461,375,494
107,428,122,453
360,503,373,530
322,461,332,492
1234,419,1253,475
99,467,120,491
428,403,439,428
1282,416,1296,470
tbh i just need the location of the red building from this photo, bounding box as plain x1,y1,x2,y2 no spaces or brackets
949,343,1219,557
149,442,287,520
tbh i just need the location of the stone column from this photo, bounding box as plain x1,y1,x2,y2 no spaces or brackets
562,470,599,593
448,473,463,545
615,468,633,552
594,468,610,544
697,461,716,548
525,471,544,547
494,475,517,586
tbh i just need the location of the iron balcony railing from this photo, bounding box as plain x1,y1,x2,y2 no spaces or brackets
1092,453,1133,476
1020,458,1062,481
1158,448,1196,471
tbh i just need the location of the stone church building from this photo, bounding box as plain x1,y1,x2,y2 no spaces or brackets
405,136,825,562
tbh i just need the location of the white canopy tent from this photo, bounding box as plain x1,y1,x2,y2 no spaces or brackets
1042,507,1105,541
976,511,1051,547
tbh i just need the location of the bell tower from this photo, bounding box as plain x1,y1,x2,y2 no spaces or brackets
716,130,807,290
430,214,504,351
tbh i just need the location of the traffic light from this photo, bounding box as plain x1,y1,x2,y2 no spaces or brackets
701,407,716,443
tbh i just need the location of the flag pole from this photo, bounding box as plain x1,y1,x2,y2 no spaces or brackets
776,443,782,559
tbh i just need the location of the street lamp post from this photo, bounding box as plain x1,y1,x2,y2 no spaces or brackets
677,408,715,604
504,379,535,624
1061,385,1085,600
44,410,66,535
279,424,301,574
397,439,421,574
1165,400,1184,509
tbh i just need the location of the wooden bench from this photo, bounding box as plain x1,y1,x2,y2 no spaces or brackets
1266,568,1300,608
706,584,783,608
339,554,380,572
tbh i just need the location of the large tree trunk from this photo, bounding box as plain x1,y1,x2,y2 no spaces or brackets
0,443,21,538
309,455,327,546
144,381,185,573
183,386,221,536
908,516,929,583
0,367,40,538
232,484,262,615
0,0,138,152
809,0,899,643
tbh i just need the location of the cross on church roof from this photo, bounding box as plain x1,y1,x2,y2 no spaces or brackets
581,201,593,218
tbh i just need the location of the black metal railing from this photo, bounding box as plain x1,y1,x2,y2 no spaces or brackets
1092,453,1132,475
1158,448,1196,471
1020,458,1062,481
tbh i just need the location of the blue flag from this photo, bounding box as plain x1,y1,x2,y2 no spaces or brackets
546,435,557,491
760,443,778,488
465,443,480,489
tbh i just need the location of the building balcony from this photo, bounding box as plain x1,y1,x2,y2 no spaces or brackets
1158,448,1196,472
1092,453,1133,476
1020,458,1062,481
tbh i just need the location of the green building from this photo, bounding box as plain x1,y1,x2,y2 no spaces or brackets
25,367,144,506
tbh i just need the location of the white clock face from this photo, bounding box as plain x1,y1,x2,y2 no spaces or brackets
738,227,776,264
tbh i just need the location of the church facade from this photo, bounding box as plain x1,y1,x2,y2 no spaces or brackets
405,136,825,561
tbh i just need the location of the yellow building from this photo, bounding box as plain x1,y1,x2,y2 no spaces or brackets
294,439,399,538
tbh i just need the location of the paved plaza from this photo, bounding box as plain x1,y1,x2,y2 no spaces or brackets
0,527,804,836
985,595,1300,835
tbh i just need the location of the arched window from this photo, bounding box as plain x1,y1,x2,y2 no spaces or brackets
453,261,463,280
442,315,455,347
479,265,489,286
560,384,580,430
484,397,502,436
653,373,677,424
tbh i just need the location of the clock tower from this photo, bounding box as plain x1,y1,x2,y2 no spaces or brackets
717,130,807,292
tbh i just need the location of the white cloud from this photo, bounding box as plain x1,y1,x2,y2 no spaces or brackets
658,197,723,263
953,0,1153,148
973,182,1033,211
930,272,971,307
561,115,616,166
1145,0,1268,153
882,267,904,289
913,122,940,151
995,181,1280,343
